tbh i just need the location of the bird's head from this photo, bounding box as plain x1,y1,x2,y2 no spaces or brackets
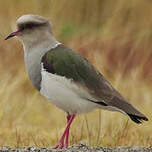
5,14,53,46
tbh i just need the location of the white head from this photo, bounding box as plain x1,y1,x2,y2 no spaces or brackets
5,14,57,48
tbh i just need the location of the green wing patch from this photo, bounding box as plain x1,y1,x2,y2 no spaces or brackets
42,44,117,101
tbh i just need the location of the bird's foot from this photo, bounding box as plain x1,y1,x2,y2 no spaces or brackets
53,142,64,149
53,114,75,149
53,128,68,149
53,132,68,149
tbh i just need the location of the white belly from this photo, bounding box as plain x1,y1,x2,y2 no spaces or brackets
40,70,98,114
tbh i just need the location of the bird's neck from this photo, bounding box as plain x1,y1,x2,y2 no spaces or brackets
23,34,60,52
22,35,60,90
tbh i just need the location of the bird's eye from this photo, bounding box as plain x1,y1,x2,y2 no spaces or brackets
19,25,25,31
19,23,42,31
19,23,34,31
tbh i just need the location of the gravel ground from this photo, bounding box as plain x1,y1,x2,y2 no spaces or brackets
0,144,152,152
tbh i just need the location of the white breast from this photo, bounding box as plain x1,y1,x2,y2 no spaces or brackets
40,69,98,114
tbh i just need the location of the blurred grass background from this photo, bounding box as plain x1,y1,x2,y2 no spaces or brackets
0,0,152,147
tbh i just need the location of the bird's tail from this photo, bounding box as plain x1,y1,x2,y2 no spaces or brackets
127,113,148,124
108,96,148,124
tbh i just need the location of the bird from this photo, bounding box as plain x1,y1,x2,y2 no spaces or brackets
5,14,148,149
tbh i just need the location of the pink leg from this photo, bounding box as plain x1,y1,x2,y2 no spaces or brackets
54,114,75,149
64,115,71,148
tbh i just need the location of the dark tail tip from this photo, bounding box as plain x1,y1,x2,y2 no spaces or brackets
128,114,148,124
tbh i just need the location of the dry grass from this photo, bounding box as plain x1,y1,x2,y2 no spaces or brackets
0,0,152,147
